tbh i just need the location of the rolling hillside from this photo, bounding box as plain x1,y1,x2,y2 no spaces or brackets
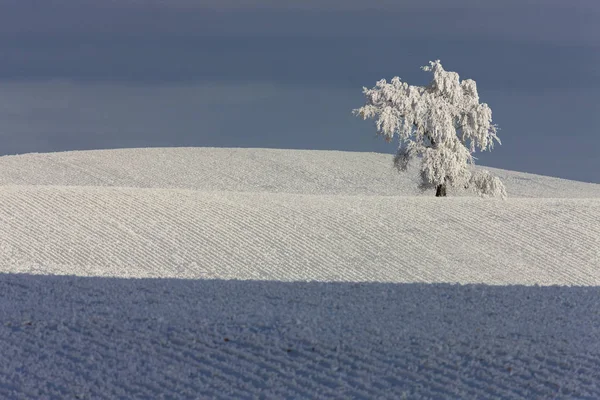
1,148,599,399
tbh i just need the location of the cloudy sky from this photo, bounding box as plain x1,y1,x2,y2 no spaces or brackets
1,0,598,182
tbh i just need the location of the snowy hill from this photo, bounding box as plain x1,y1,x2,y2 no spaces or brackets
1,147,599,399
1,147,599,198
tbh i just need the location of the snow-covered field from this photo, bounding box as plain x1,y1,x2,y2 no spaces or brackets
1,147,599,399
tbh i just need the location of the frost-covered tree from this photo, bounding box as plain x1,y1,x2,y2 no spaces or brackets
354,60,506,198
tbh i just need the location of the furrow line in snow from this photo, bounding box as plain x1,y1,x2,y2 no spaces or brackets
1,186,599,285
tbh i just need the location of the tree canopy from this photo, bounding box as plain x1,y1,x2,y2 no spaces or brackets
354,60,506,198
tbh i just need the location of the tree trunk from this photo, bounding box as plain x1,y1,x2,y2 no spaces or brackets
435,183,447,197
428,134,446,197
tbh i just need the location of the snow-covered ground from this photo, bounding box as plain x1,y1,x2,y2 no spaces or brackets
1,147,599,399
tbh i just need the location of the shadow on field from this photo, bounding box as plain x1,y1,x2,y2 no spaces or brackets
1,274,599,399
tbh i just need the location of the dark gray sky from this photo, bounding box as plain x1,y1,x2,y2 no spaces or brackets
1,0,598,182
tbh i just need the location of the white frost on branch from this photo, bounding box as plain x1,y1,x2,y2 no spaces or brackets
468,170,508,198
354,60,506,198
